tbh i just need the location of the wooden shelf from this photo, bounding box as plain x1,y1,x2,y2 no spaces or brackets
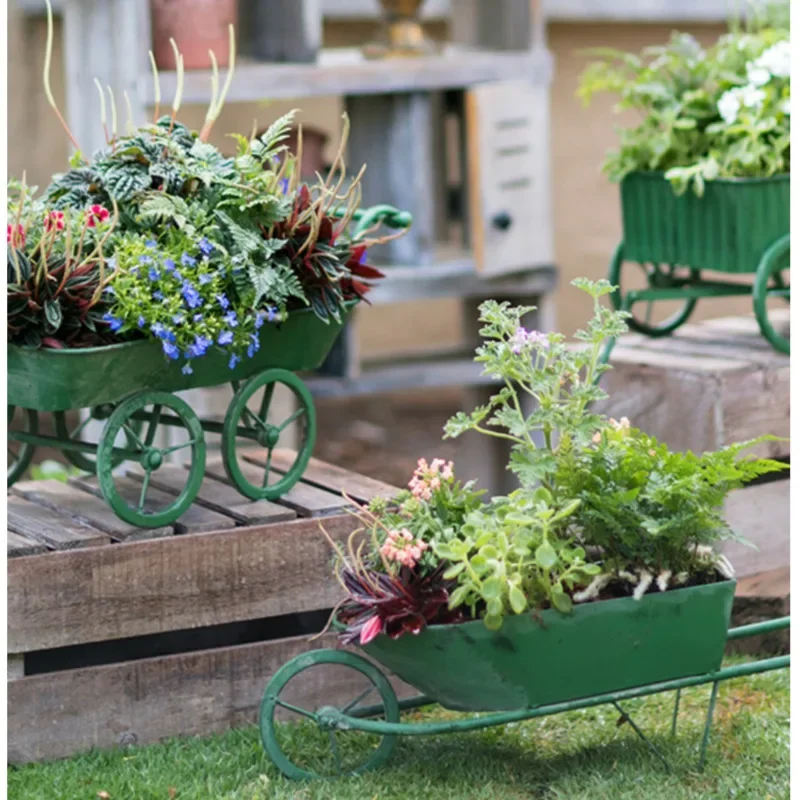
143,46,553,104
371,254,558,305
305,354,496,398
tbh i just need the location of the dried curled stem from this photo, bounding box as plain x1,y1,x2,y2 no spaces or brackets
43,0,85,159
148,50,161,122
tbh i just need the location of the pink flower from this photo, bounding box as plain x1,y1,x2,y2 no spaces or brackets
509,327,549,354
7,224,25,248
44,210,65,232
85,204,110,228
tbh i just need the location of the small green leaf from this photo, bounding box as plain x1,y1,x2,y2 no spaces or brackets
44,299,63,332
509,585,527,614
483,613,503,631
470,554,488,569
448,584,470,610
535,541,558,569
481,576,504,600
552,589,573,614
443,563,466,580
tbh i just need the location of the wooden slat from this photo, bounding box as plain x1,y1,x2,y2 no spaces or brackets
126,464,297,526
597,315,789,460
7,531,48,559
204,458,347,517
147,48,551,105
8,496,110,551
11,480,172,542
69,475,236,535
721,479,790,579
8,655,25,681
7,633,415,764
8,514,358,653
244,449,399,505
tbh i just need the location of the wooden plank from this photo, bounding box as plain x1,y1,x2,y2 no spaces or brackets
69,474,236,535
125,464,297,526
466,80,553,275
204,458,347,517
11,480,172,542
7,496,110,551
721,479,790,580
7,633,415,764
244,449,400,505
7,531,48,559
147,48,552,105
8,514,359,653
8,655,25,681
305,355,498,398
370,258,558,305
597,316,789,458
729,567,790,656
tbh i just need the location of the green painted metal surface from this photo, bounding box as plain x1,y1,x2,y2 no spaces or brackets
259,615,788,781
360,581,736,712
620,172,789,274
7,303,354,413
222,369,316,501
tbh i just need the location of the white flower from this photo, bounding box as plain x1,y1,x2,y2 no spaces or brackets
755,40,790,79
718,89,741,124
781,98,791,115
740,84,766,110
747,63,771,87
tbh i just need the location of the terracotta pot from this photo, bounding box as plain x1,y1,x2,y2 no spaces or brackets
151,0,237,70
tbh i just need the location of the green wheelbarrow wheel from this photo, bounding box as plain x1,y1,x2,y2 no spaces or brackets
753,234,790,355
222,369,316,501
260,648,399,780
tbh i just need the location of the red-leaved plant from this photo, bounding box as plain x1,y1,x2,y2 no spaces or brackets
318,496,462,646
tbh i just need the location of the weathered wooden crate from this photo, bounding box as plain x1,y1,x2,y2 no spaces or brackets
7,452,410,764
597,312,790,580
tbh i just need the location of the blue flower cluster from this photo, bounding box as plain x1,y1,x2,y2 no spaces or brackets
106,234,283,377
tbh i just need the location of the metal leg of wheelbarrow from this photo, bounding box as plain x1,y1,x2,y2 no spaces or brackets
697,681,720,772
671,689,681,737
612,701,672,772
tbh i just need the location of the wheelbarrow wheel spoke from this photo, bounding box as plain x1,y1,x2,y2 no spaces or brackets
260,649,399,780
608,244,699,337
97,391,205,529
222,369,316,502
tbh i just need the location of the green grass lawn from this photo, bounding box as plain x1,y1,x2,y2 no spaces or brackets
9,658,788,800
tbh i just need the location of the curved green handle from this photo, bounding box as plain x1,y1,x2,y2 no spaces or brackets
332,204,413,239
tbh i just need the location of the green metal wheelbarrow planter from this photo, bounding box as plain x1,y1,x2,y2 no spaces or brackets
607,171,790,356
259,585,790,781
7,205,412,527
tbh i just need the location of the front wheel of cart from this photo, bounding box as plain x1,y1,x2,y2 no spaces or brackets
8,406,38,487
97,391,206,528
753,234,790,355
222,369,316,501
609,243,700,336
260,649,399,780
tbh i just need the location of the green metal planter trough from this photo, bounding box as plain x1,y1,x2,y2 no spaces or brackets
7,205,412,528
605,171,790,356
259,582,789,781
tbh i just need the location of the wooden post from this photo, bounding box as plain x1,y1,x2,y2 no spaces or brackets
345,93,437,266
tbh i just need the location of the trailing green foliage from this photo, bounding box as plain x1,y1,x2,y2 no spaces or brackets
578,6,790,195
554,426,788,575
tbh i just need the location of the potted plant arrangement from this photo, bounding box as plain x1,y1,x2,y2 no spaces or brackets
578,4,790,352
260,279,788,779
7,3,411,527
